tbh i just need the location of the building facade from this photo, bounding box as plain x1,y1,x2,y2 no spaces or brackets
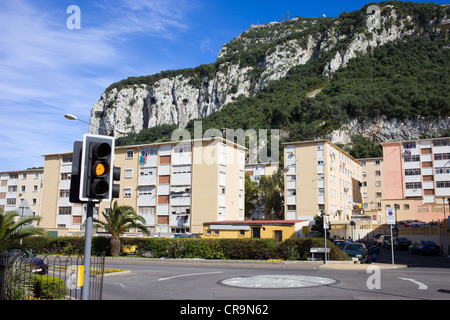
381,137,450,223
0,169,44,224
40,138,246,236
359,157,384,223
283,140,363,222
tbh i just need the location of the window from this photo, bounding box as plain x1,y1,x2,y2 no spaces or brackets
124,168,133,179
139,207,155,215
433,140,449,147
62,155,72,163
404,204,410,210
436,181,450,188
375,170,381,176
287,205,296,210
21,186,26,192
404,155,420,162
58,207,71,215
405,182,422,189
140,167,156,176
435,167,450,174
375,181,381,187
61,173,71,180
405,168,421,176
138,187,154,196
8,186,17,192
375,160,381,166
403,142,416,149
123,187,132,197
7,198,16,205
33,185,38,192
9,173,18,179
318,188,325,195
126,150,134,159
22,173,27,179
141,147,157,156
59,189,70,197
434,153,450,161
173,143,191,153
172,165,191,174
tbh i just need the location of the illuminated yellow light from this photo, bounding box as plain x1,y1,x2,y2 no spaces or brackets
95,163,106,176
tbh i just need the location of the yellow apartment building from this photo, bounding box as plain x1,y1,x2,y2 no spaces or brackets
283,140,363,222
358,157,384,223
40,138,246,236
0,169,44,225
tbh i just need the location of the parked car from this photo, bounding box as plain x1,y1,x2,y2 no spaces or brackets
332,240,347,250
379,235,392,248
373,233,384,245
409,241,440,256
410,220,427,227
9,249,48,275
343,243,368,263
394,237,411,250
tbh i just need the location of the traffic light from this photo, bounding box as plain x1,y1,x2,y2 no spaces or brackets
78,134,120,202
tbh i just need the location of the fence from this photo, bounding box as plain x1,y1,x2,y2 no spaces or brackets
0,251,105,300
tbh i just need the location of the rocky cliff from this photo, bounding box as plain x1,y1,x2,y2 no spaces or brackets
89,2,449,144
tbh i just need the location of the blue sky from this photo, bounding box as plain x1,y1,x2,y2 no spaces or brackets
0,0,446,171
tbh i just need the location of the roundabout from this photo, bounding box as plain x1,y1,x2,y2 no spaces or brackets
220,275,336,289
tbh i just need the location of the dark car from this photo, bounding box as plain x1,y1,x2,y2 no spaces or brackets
343,243,368,263
332,240,347,250
394,237,411,250
409,241,440,256
9,250,48,275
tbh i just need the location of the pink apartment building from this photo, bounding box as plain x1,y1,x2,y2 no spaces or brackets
382,137,450,223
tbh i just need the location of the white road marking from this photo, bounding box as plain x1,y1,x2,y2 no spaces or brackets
398,277,428,290
158,271,223,281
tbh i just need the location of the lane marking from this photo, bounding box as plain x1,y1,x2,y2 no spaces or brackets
398,277,428,290
158,271,223,281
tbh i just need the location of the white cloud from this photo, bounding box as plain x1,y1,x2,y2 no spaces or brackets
0,0,196,171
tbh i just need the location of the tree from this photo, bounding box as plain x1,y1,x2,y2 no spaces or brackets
259,170,284,220
244,172,260,219
93,201,150,256
0,210,46,252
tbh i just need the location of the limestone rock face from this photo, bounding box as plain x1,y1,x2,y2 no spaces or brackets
89,5,448,144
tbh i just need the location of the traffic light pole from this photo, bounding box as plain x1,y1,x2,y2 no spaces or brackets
81,201,94,300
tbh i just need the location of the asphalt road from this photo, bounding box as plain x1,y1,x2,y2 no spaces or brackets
101,248,450,304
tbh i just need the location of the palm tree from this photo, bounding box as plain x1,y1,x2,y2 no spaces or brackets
0,210,46,253
93,201,150,256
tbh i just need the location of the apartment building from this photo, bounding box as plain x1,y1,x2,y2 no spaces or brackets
40,138,246,236
0,169,44,223
283,140,363,222
382,137,450,223
358,157,384,223
245,162,279,219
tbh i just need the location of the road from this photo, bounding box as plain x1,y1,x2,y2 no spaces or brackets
100,247,450,304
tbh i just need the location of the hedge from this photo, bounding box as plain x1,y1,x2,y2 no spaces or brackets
22,236,350,261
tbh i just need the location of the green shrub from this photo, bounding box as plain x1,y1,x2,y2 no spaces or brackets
34,276,67,300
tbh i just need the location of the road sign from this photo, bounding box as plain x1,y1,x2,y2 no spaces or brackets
323,215,329,229
386,207,396,225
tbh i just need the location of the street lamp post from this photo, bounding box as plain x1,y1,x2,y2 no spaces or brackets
64,114,129,135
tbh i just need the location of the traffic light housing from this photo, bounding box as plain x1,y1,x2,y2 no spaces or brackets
77,134,120,202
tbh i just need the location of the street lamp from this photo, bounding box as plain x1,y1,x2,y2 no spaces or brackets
64,114,129,135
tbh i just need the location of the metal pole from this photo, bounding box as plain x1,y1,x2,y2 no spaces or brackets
324,229,327,264
390,224,395,267
82,201,94,300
